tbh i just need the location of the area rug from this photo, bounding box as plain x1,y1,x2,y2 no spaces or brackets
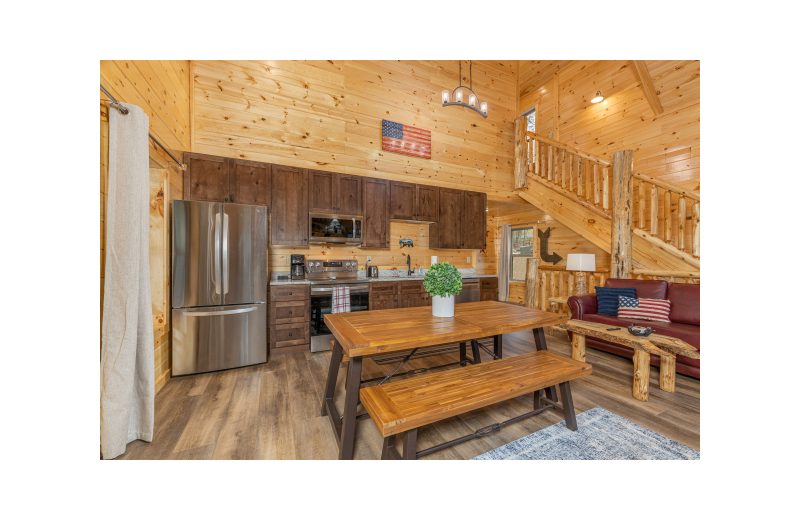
472,407,699,460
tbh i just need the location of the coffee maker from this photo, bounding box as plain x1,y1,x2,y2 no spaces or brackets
291,254,306,280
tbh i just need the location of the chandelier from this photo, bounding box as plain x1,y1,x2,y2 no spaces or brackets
442,60,488,118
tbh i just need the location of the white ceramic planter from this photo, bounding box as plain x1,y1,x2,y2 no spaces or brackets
431,294,455,318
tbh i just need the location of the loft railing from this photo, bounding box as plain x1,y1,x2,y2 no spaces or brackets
632,172,700,258
535,265,610,313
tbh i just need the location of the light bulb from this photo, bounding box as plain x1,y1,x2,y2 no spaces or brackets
591,91,604,104
455,90,463,103
469,94,476,106
480,101,487,113
442,90,449,104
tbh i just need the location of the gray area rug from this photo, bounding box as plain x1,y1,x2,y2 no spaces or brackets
472,407,699,460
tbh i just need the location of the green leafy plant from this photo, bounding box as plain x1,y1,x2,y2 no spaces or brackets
423,262,462,298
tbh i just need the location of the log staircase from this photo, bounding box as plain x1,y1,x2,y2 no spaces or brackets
514,131,700,276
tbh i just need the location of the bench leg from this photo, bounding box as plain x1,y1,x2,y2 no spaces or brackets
558,381,578,431
632,350,650,401
493,334,503,359
320,340,344,416
338,355,362,460
402,429,418,460
471,339,482,363
533,327,558,403
381,435,398,460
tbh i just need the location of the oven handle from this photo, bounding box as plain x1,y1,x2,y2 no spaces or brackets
311,285,370,295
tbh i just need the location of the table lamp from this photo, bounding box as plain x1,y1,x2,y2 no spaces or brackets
566,254,596,296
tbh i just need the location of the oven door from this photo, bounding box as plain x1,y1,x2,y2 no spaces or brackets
308,213,363,244
309,283,370,352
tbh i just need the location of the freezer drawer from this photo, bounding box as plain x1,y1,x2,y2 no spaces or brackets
172,303,267,376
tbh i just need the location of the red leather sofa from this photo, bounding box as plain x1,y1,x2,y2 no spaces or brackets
567,279,700,379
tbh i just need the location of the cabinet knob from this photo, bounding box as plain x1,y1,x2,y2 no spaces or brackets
225,198,229,201
304,238,307,241
231,197,235,202
289,333,292,337
289,311,292,314
289,292,292,295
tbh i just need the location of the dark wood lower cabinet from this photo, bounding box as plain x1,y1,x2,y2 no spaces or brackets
369,294,397,311
480,278,499,301
398,293,428,308
269,285,310,356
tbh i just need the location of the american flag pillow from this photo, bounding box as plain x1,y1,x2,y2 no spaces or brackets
618,296,671,323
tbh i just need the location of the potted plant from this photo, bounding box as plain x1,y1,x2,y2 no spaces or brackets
423,262,463,318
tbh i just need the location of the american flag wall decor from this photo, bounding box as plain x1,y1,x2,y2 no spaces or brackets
381,119,432,159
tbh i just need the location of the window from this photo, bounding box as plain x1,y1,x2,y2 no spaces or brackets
510,226,535,281
522,107,536,162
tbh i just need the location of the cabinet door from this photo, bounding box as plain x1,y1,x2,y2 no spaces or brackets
416,185,439,222
389,181,416,220
438,188,464,249
271,165,309,246
363,178,390,248
308,169,335,213
229,158,270,206
370,294,397,311
183,152,229,202
463,190,487,249
398,294,427,308
335,174,362,215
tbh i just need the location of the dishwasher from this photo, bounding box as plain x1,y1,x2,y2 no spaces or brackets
454,278,480,304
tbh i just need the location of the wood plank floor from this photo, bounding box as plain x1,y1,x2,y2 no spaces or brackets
115,330,700,460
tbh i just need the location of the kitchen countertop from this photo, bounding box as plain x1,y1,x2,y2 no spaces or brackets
269,269,498,286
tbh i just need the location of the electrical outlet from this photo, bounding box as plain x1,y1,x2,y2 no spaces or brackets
286,256,290,264
367,255,372,262
467,257,471,264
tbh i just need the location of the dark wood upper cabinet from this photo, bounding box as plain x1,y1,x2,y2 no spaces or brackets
416,185,439,222
271,165,309,246
463,190,487,250
362,178,390,248
389,181,416,220
390,182,439,221
229,158,270,206
309,170,362,215
335,174,362,215
183,152,229,202
308,169,335,213
437,188,465,249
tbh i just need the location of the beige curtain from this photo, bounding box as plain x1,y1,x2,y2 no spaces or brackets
498,224,512,302
100,102,155,460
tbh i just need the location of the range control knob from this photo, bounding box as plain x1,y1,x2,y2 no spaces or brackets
345,262,351,267
315,262,321,267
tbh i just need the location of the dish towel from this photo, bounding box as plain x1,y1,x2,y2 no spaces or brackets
331,286,351,313
100,101,155,460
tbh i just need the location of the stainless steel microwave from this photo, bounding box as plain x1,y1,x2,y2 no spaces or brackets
308,213,363,245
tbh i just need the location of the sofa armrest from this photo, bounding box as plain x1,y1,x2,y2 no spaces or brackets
568,294,597,320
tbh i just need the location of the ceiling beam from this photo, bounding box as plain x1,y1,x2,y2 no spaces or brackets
632,60,663,116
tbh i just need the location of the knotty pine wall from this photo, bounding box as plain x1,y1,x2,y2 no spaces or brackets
191,60,519,200
485,200,611,304
100,60,191,393
519,60,700,193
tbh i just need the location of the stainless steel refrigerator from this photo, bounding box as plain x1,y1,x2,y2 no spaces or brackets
171,200,268,376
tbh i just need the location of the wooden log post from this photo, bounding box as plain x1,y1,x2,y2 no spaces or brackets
664,190,672,244
523,258,540,308
632,350,651,401
638,181,646,228
514,116,528,189
611,150,634,279
571,333,586,362
677,196,686,251
660,354,676,392
692,202,700,257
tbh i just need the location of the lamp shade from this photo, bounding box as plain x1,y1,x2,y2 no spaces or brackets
566,253,596,272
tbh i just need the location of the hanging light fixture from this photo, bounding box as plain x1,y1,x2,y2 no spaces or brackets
442,60,488,118
591,90,605,103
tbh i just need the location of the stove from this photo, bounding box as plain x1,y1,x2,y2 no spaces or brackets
307,260,369,352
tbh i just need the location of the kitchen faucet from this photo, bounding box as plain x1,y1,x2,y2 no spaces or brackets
407,255,413,275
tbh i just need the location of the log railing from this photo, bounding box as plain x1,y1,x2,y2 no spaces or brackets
632,172,700,259
526,132,613,218
631,269,700,285
534,265,611,314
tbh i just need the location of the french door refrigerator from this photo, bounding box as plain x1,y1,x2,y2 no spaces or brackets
172,200,268,376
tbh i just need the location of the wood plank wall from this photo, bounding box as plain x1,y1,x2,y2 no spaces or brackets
518,60,700,194
485,200,611,303
100,60,191,393
191,60,519,200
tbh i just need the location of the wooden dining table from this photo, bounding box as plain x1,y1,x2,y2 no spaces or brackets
320,300,569,459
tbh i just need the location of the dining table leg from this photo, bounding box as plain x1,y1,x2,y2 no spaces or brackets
470,339,482,363
533,327,559,403
320,340,344,417
493,334,503,359
459,342,467,365
338,355,363,460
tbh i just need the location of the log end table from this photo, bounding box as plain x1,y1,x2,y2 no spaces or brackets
562,319,699,401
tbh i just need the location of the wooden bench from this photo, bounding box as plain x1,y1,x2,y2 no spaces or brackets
360,350,592,460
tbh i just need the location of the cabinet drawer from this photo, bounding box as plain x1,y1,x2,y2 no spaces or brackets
398,280,425,294
270,299,309,325
369,294,397,311
271,285,310,301
480,278,498,288
369,282,397,295
270,323,310,349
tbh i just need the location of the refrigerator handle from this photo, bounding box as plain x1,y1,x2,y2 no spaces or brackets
214,212,221,295
223,212,230,294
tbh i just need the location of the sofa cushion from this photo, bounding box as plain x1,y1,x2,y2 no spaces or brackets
618,297,671,323
595,286,637,316
667,283,700,325
606,278,668,299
